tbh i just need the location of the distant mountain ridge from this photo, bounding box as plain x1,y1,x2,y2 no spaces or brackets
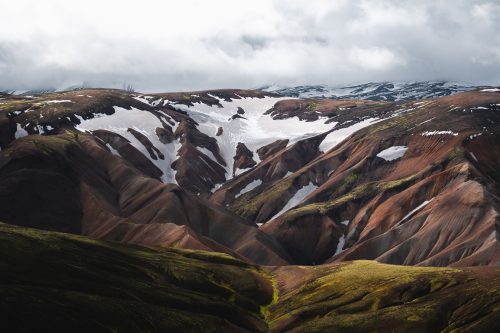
262,81,494,102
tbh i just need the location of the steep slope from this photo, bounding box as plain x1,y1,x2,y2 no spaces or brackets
0,132,290,265
210,98,394,218
0,223,273,332
258,91,500,266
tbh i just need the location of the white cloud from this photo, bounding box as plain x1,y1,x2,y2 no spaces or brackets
0,0,499,91
348,0,428,33
348,47,405,70
472,2,500,23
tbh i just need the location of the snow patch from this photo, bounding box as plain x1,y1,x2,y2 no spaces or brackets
397,198,434,225
210,183,223,193
106,143,121,157
75,106,180,183
481,88,500,92
270,182,318,220
319,118,380,152
376,146,408,161
235,179,262,198
196,147,219,164
469,133,483,140
416,117,435,126
133,96,154,105
421,131,458,136
15,124,28,139
43,100,73,104
172,96,336,179
334,234,346,255
234,167,250,177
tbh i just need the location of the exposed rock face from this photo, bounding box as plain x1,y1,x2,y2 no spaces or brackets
127,127,165,160
265,99,385,122
230,113,246,120
216,126,223,136
172,120,227,194
233,142,257,176
92,129,163,179
256,139,289,161
155,126,175,144
146,89,278,107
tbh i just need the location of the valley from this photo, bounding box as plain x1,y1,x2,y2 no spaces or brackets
0,84,499,331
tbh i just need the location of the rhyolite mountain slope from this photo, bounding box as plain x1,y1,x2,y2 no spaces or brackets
1,223,499,333
253,91,500,267
0,86,499,267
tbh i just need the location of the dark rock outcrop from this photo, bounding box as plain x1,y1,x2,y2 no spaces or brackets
256,139,289,161
233,142,257,176
127,127,164,160
155,126,175,144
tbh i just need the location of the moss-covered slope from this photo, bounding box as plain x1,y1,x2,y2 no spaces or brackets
1,222,499,332
0,222,273,333
269,261,500,332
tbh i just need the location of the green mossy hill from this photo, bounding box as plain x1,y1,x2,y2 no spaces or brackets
0,223,273,333
269,261,500,333
1,222,499,332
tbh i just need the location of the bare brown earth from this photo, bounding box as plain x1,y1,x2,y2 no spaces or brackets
265,98,389,122
149,89,277,107
0,132,290,265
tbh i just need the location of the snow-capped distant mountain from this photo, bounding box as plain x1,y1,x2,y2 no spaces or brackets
262,81,491,102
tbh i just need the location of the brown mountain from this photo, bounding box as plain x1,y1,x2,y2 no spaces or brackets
0,86,499,331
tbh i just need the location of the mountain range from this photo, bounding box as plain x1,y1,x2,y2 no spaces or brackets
0,82,499,332
262,81,492,101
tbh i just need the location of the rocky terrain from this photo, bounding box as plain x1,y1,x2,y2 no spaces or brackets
262,81,492,101
0,84,499,331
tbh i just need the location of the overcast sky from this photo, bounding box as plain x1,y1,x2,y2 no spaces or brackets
1,0,499,92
